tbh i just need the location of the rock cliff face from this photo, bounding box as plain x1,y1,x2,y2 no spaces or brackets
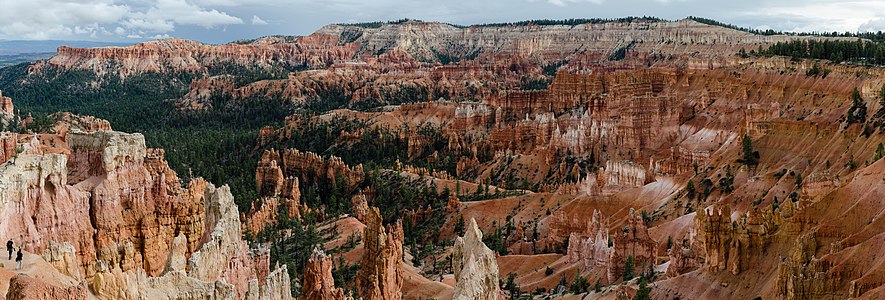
302,248,346,300
41,36,358,77
37,19,804,78
453,218,500,300
317,19,799,63
775,233,840,300
357,207,404,300
0,128,290,299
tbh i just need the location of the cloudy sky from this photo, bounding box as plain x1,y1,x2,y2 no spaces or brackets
1,0,884,44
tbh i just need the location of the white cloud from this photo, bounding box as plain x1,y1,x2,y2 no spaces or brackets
859,18,885,33
0,0,243,40
0,0,128,39
545,0,603,6
738,0,885,33
252,15,269,25
124,0,243,32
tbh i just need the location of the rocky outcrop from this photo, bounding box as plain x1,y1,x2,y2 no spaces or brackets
0,150,96,276
0,129,289,300
49,112,112,135
0,89,14,124
246,264,291,300
88,181,290,300
164,234,187,273
318,19,802,63
776,257,838,300
242,196,301,236
695,205,772,275
6,274,88,300
357,207,403,300
258,149,364,194
607,209,658,283
40,241,83,280
453,218,500,300
665,245,699,278
0,131,18,163
774,232,839,299
302,248,346,300
187,184,265,298
567,210,611,271
91,267,236,300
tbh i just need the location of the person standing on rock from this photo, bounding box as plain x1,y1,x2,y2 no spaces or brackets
6,240,12,260
14,248,22,270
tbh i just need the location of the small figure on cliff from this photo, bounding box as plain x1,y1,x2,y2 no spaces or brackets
14,248,22,270
6,240,12,260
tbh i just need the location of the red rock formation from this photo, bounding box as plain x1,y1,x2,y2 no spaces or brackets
242,196,301,236
567,210,611,272
48,112,112,135
0,89,14,122
694,205,772,275
607,209,658,283
266,148,364,190
776,233,840,300
302,248,346,300
665,244,699,278
357,207,404,300
256,149,306,200
352,190,371,222
42,35,359,77
0,131,19,163
0,129,290,299
6,274,88,300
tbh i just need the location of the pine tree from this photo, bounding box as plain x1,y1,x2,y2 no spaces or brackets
633,278,652,300
623,256,636,281
741,134,758,165
847,87,868,124
874,143,885,162
454,216,465,236
685,180,696,199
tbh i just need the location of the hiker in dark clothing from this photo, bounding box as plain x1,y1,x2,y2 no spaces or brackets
6,240,12,260
14,248,22,270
